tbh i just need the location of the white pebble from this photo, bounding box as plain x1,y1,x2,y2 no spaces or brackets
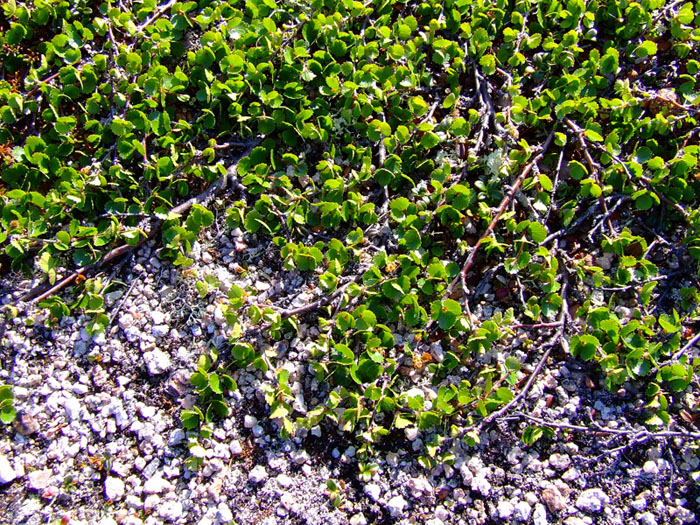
105,477,125,501
386,495,408,517
0,455,17,485
576,488,610,513
248,465,268,483
364,483,381,502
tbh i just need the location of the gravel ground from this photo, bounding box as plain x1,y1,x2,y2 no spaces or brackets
1,223,699,525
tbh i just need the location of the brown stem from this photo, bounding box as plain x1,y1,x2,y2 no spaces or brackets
18,140,258,305
444,128,556,299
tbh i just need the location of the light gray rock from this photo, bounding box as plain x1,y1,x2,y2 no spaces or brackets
0,455,17,485
631,498,648,511
532,503,548,525
105,477,125,501
471,474,492,497
404,426,419,441
638,513,657,525
152,324,169,338
143,475,170,494
28,469,52,490
229,440,243,456
643,460,659,476
513,501,532,522
168,429,185,447
159,500,183,522
143,348,172,375
576,488,610,513
549,453,571,471
217,503,233,523
64,397,82,421
248,465,267,483
497,499,515,519
277,474,293,488
386,495,408,517
291,449,309,465
364,483,381,502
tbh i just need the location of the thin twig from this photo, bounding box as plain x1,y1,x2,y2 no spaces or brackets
481,271,569,427
444,128,556,299
510,412,700,440
136,0,177,35
564,118,615,234
17,139,259,304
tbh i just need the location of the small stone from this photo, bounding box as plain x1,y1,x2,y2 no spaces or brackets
168,429,185,447
255,281,271,291
152,325,169,338
28,469,52,490
248,465,267,483
280,492,296,513
643,460,659,476
143,475,170,494
105,477,125,501
541,487,566,513
13,412,39,436
277,474,293,488
575,488,610,513
217,503,233,523
497,500,515,519
151,311,166,325
214,307,227,326
638,513,658,525
563,518,587,525
404,427,419,441
291,449,309,465
143,349,172,375
364,483,381,502
349,514,367,525
435,506,450,521
64,397,81,421
631,498,648,511
139,405,156,419
386,495,408,517
244,415,257,428
229,440,243,456
471,474,492,497
0,455,17,485
562,467,580,482
159,501,183,522
532,503,548,525
513,501,532,522
548,453,571,471
408,476,432,496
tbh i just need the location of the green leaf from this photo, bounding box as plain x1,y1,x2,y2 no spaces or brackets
209,373,222,394
569,160,588,180
433,298,462,330
528,222,548,243
353,359,383,384
55,116,77,134
181,409,201,429
584,129,603,142
571,334,599,361
420,131,441,149
418,411,441,430
634,40,658,58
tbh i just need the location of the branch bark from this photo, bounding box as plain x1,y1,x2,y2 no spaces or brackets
17,139,259,305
